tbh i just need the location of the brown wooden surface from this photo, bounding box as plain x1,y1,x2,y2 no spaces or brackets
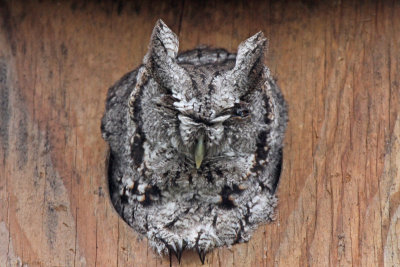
1,1,399,266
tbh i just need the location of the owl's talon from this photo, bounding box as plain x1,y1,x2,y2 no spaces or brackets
176,249,182,264
197,248,206,265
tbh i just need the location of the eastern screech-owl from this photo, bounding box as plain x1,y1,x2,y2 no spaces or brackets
101,19,287,264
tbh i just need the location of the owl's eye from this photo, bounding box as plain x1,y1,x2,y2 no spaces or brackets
234,108,249,117
232,104,249,118
154,95,180,112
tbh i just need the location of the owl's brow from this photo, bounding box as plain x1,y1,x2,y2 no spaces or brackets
154,102,176,112
187,115,214,126
218,101,249,114
216,106,234,116
152,96,179,112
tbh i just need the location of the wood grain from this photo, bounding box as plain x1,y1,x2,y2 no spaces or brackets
0,1,399,266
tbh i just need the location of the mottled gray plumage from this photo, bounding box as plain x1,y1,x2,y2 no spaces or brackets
101,20,287,263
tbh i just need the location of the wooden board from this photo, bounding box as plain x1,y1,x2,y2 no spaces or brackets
1,1,399,266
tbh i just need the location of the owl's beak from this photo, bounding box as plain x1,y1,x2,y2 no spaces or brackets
194,135,205,169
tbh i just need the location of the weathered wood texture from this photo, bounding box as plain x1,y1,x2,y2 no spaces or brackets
0,0,399,266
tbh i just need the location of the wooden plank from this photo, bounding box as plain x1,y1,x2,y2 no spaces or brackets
0,0,399,266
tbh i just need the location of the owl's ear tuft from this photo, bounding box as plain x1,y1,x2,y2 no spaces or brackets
237,31,267,61
143,20,190,98
230,31,267,94
148,19,179,59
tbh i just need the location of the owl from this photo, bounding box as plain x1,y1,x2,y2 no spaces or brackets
101,19,287,264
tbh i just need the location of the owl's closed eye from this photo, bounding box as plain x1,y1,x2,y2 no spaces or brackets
101,19,287,264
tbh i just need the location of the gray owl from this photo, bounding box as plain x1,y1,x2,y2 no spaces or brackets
101,19,287,264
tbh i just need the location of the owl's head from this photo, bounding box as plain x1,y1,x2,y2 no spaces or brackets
130,20,273,173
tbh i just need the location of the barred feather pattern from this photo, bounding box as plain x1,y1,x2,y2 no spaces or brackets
101,19,287,263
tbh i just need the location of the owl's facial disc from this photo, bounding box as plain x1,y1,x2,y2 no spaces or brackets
143,20,268,170
174,96,254,169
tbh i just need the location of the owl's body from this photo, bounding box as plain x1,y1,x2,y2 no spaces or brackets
101,20,287,262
